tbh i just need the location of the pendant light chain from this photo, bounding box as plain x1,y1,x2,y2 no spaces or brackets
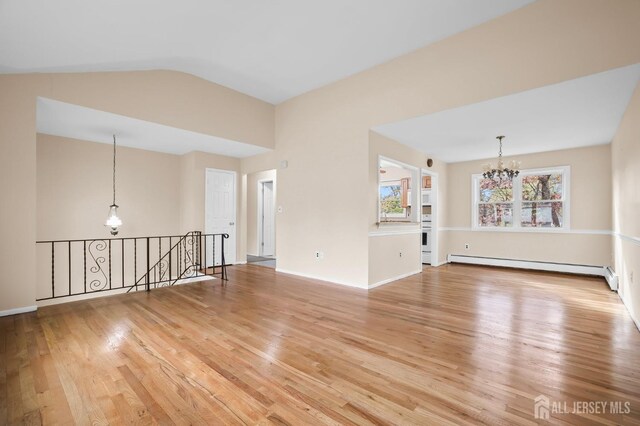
112,134,117,205
105,134,122,235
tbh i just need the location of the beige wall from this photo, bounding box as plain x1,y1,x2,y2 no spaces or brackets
271,0,640,288
42,71,275,149
612,81,640,327
0,71,272,312
37,135,244,253
246,169,277,256
445,144,612,265
37,134,181,240
368,131,447,285
368,234,422,286
0,75,40,312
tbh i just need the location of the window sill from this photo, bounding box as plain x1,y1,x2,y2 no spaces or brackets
376,221,420,227
470,226,571,233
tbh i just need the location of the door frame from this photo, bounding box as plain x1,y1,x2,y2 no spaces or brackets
421,169,438,266
257,178,275,257
205,168,237,264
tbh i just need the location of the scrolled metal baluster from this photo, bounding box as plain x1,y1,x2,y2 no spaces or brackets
87,240,108,291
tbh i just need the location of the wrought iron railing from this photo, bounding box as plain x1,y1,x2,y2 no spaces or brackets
35,231,229,301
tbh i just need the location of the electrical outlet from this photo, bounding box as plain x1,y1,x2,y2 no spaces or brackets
314,251,324,260
399,251,403,258
464,243,470,250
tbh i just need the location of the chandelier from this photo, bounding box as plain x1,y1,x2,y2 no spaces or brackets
104,134,122,235
482,135,521,181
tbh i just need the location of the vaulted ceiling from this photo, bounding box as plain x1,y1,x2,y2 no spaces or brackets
0,0,533,104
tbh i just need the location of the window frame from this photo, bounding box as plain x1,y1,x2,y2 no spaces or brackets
378,155,419,224
471,165,570,232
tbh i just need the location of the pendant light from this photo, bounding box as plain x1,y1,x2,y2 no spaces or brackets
105,134,122,235
482,135,521,181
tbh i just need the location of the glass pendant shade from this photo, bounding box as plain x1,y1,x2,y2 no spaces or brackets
105,204,122,235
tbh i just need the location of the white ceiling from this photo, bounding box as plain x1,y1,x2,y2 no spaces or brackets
0,0,533,104
37,97,271,157
374,64,640,163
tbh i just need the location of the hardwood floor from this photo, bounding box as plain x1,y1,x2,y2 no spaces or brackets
2,264,640,425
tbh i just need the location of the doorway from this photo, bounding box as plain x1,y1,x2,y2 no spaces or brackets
420,169,438,266
205,168,237,265
258,180,275,257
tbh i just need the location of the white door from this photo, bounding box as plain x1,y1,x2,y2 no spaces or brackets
205,169,236,266
260,181,275,256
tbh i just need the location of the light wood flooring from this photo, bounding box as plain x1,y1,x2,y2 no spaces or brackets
2,264,640,425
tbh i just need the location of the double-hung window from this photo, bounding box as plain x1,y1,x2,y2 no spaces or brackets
472,166,570,230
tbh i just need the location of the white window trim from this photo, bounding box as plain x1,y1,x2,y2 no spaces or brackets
471,165,570,232
378,155,419,224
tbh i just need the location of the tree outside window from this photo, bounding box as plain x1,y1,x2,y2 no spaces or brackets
521,173,563,227
477,178,513,227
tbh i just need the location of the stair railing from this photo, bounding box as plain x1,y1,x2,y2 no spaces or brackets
129,231,200,292
35,231,229,301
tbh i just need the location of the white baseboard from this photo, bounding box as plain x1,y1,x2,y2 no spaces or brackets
369,270,422,289
603,266,618,291
275,268,367,289
0,305,38,317
447,254,613,285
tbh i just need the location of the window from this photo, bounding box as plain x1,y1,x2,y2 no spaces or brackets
477,178,513,227
378,157,416,223
472,166,570,230
380,182,406,218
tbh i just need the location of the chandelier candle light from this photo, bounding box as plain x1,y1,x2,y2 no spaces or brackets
105,134,122,235
482,135,521,181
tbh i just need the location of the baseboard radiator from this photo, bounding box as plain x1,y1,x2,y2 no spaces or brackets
447,254,618,291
